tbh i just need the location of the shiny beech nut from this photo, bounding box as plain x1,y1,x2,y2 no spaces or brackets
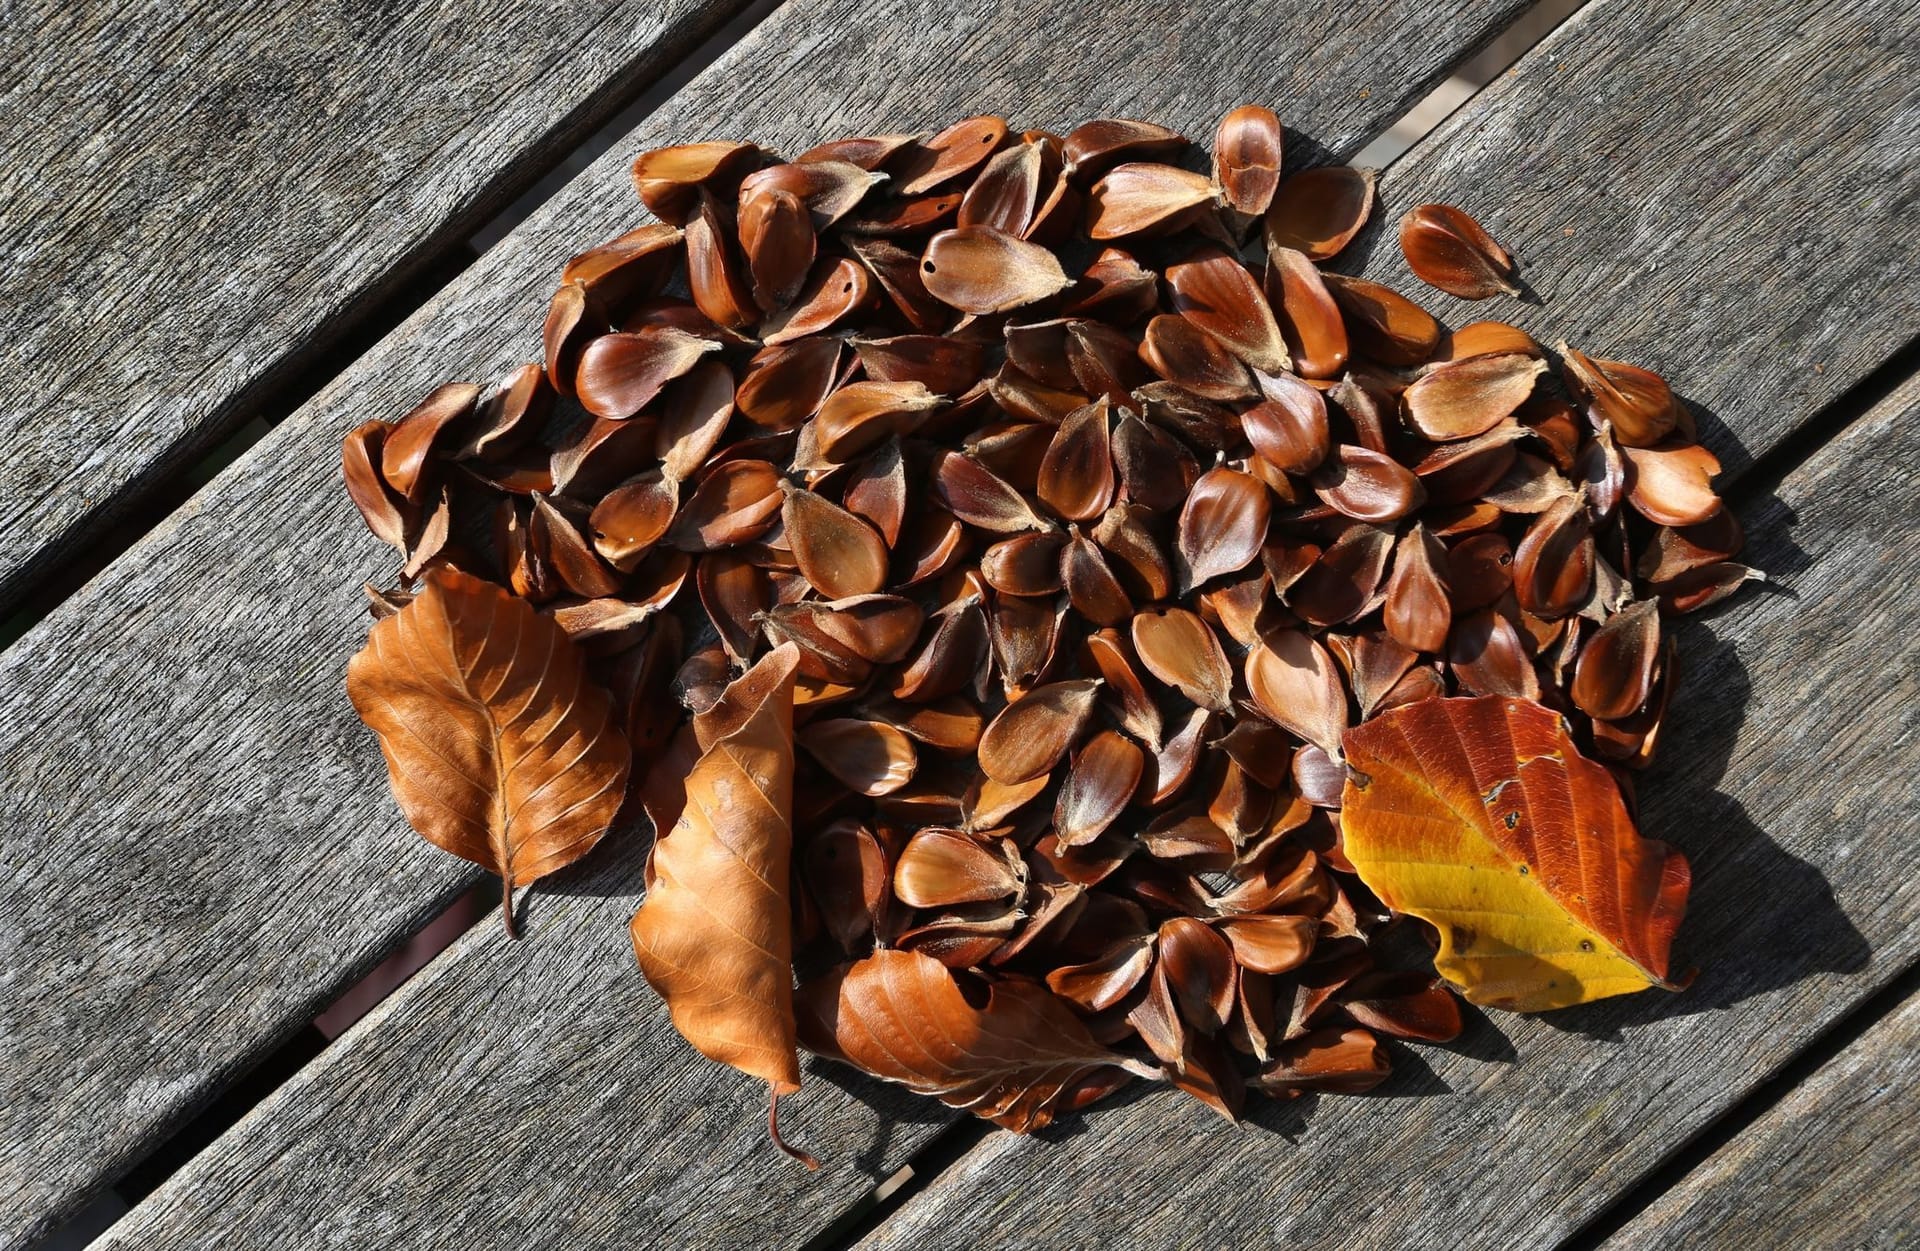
782,484,889,599
629,140,761,224
542,282,594,397
1063,118,1188,182
1266,247,1349,380
1264,166,1374,261
1037,400,1116,522
921,226,1072,314
977,679,1101,783
1311,445,1426,524
560,224,684,315
761,256,872,346
1242,372,1330,475
1140,314,1256,402
1572,598,1662,721
1086,162,1216,239
739,159,887,229
1054,730,1146,846
1559,345,1681,448
980,531,1067,596
1442,320,1541,362
800,718,919,797
1402,353,1549,441
738,188,815,312
1448,532,1514,612
1322,273,1442,367
957,141,1044,236
1061,531,1132,626
813,380,942,464
684,195,757,331
573,328,720,421
1398,203,1520,299
1512,494,1594,618
342,420,409,549
1132,607,1233,713
894,115,1010,196
932,449,1052,532
795,132,916,169
589,470,677,571
381,382,478,504
1382,524,1452,654
1244,629,1348,761
1177,465,1270,591
1214,104,1283,217
1165,247,1292,375
1620,442,1723,526
1447,607,1541,701
736,338,843,433
893,829,1023,908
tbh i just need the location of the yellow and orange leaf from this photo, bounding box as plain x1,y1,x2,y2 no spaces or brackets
1340,696,1690,1011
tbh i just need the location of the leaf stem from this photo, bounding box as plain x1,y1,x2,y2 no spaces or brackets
768,1086,819,1170
501,872,520,941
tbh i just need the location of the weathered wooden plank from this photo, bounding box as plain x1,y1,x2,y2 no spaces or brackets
855,362,1920,1249
0,0,1534,1245
1349,0,1920,478
0,0,755,617
1604,986,1920,1251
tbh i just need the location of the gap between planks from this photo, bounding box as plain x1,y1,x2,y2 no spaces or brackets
0,0,790,657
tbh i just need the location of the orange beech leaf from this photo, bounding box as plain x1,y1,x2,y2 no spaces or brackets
1340,696,1690,1011
630,643,817,1166
346,569,630,939
796,948,1151,1131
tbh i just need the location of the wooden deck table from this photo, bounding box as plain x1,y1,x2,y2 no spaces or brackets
1,1,1914,1247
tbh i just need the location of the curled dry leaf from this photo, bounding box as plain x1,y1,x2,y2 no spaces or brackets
797,949,1141,1132
630,645,814,1155
1341,696,1691,1010
347,570,630,938
1398,203,1520,300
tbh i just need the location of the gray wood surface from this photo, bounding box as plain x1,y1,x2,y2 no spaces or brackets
856,372,1920,1249
1604,988,1920,1251
0,0,753,618
852,0,1920,1240
0,0,1535,1245
1347,0,1920,480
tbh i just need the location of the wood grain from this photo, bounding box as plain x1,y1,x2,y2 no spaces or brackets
0,0,753,616
1353,0,1920,479
1604,988,1920,1250
0,1,1531,1244
857,371,1920,1248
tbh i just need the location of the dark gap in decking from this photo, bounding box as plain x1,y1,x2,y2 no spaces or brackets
1558,959,1920,1251
1722,335,1920,503
0,0,789,657
25,883,496,1251
804,1118,992,1251
1351,0,1593,168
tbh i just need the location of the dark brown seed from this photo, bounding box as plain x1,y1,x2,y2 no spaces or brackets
1571,598,1662,720
737,188,815,313
1402,353,1549,441
978,679,1102,783
574,328,719,421
739,160,887,229
1245,629,1349,760
795,132,918,170
1242,372,1330,475
1311,445,1426,524
382,382,479,503
892,600,988,702
980,531,1068,596
1398,203,1520,300
783,484,889,599
684,195,756,331
813,380,942,465
1448,532,1515,612
1165,247,1292,375
1063,118,1188,182
932,450,1052,532
1266,247,1349,380
1264,166,1374,261
1213,104,1283,217
736,338,844,433
921,226,1073,314
530,495,621,599
1086,162,1215,238
854,334,988,396
1062,531,1133,626
343,420,410,550
1091,504,1174,602
589,469,677,571
1037,400,1117,522
1055,730,1146,846
989,593,1068,696
1177,465,1270,591
542,282,595,397
801,718,919,797
803,819,891,954
1113,412,1201,513
895,115,1011,196
1283,523,1394,628
1382,524,1452,654
670,459,784,551
958,140,1045,236
1066,247,1161,323
1512,493,1594,618
1447,607,1541,700
697,550,770,665
761,256,872,346
1132,607,1233,713
630,141,761,224
843,440,909,548
1560,345,1682,448
1622,442,1725,526
1081,628,1164,748
1139,314,1257,402
560,224,684,315
1322,273,1442,367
